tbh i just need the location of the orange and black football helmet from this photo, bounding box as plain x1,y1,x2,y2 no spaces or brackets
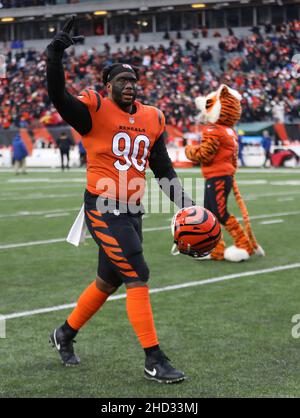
172,206,221,258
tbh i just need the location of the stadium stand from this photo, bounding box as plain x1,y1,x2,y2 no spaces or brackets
0,20,299,133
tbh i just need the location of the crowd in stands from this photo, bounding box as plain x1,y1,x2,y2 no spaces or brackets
0,20,299,131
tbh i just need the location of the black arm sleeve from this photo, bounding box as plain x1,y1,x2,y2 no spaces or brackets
148,133,195,208
46,47,92,136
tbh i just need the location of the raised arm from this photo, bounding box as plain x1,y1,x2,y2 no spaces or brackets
149,133,195,208
46,15,92,136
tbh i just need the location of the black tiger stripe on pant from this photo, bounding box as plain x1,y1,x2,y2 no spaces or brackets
204,175,232,225
84,189,149,288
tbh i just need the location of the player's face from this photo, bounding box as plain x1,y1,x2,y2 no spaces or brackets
110,72,137,110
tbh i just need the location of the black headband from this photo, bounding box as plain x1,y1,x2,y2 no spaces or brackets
103,63,138,84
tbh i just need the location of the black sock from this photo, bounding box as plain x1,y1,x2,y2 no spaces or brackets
144,345,160,357
61,320,78,339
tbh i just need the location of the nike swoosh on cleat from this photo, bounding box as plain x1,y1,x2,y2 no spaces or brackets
144,367,157,377
53,329,61,351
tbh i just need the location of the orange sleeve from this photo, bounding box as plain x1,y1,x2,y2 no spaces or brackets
185,127,220,165
77,89,101,113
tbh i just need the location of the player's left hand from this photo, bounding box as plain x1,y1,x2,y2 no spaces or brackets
47,15,84,53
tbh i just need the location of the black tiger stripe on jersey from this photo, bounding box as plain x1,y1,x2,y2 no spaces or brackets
93,90,101,112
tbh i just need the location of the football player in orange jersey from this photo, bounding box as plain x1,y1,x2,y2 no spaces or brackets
46,16,194,383
185,84,264,262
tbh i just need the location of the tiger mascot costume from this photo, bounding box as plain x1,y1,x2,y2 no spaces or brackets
185,84,265,261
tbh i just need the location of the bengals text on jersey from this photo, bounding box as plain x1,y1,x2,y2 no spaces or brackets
77,89,165,203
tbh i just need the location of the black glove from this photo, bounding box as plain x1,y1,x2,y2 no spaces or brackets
46,15,84,58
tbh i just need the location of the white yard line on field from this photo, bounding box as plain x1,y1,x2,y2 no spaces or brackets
168,210,300,223
2,171,300,196
3,263,300,320
0,185,84,194
1,187,300,205
1,210,300,251
244,191,300,200
3,178,266,186
0,208,79,219
0,237,67,249
0,226,170,249
244,211,300,220
260,219,284,225
0,193,79,201
0,169,86,173
270,180,300,186
45,213,70,218
233,180,267,185
277,197,295,202
7,177,85,183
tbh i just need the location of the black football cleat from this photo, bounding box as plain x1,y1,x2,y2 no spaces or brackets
144,350,185,384
49,327,80,366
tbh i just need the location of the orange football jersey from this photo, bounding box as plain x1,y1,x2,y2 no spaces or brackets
77,89,165,202
200,124,238,179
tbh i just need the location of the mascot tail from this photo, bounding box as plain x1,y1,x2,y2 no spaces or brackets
232,177,259,251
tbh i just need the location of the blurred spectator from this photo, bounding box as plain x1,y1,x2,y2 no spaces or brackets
192,29,199,39
78,140,86,167
200,47,212,62
272,98,285,123
163,31,170,40
264,21,273,34
238,129,246,167
238,130,246,167
11,40,24,49
213,31,222,37
12,133,28,174
95,24,104,36
201,26,208,38
251,26,261,35
115,31,121,43
56,131,74,171
104,43,110,54
132,27,140,42
261,130,272,167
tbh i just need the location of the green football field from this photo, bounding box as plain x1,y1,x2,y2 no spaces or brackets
0,168,300,398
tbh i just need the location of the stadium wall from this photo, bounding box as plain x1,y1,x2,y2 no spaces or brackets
1,124,299,169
